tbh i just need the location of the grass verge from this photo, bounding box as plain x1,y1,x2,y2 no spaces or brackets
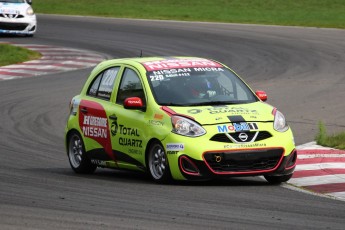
0,44,41,66
33,0,345,29
315,121,345,150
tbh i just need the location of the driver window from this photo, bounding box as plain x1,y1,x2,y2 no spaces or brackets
116,68,146,106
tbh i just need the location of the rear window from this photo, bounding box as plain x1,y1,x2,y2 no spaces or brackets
87,67,119,101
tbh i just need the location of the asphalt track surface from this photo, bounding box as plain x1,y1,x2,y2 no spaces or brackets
0,15,344,229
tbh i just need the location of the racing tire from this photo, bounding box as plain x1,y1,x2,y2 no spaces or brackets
67,132,97,174
147,141,172,183
264,174,293,184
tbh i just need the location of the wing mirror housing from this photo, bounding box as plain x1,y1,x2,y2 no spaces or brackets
255,90,268,102
27,0,32,5
124,97,146,111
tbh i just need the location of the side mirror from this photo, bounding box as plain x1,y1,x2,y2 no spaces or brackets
124,97,146,111
27,0,32,5
255,90,268,102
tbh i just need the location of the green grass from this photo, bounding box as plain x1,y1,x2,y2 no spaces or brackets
0,44,41,66
33,0,345,29
315,121,345,150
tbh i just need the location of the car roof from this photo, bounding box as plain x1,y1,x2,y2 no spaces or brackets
110,56,211,62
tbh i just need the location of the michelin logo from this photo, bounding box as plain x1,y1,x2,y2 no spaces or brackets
166,143,185,151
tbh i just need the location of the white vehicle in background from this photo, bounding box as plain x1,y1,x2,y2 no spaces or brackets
0,0,36,36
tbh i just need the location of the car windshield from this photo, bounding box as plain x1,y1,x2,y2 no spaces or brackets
0,0,26,3
145,60,258,106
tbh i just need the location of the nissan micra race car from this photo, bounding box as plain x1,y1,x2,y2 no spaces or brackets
65,57,297,184
0,0,36,36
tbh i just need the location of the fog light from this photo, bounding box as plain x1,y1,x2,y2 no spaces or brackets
179,156,200,176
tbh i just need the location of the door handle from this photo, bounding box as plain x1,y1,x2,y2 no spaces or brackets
109,115,117,120
80,108,88,114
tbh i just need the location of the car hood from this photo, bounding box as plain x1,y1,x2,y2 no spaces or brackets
167,102,275,125
0,2,29,14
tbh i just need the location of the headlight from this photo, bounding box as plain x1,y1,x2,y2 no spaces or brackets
171,116,206,137
273,109,289,132
26,7,34,16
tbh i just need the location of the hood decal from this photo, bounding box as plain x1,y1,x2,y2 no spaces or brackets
227,115,245,123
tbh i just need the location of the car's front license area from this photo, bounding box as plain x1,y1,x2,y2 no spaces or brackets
0,16,36,34
164,122,297,181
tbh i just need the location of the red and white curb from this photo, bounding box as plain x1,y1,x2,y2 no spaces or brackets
0,42,107,80
287,142,345,201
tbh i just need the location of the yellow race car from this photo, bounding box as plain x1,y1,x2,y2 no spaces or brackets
65,57,297,184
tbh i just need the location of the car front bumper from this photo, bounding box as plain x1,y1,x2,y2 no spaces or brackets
0,15,36,35
164,126,296,181
177,148,297,180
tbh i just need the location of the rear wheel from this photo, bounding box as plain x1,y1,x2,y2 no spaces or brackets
67,132,96,174
147,141,171,183
264,174,293,184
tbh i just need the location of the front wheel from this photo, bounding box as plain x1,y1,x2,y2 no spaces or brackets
147,141,172,183
264,174,293,184
67,132,97,174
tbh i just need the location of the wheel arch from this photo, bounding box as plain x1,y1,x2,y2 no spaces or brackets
144,138,162,167
65,129,81,154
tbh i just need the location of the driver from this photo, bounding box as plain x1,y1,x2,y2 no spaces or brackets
188,78,217,98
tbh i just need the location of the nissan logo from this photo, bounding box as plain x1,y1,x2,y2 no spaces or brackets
238,133,248,142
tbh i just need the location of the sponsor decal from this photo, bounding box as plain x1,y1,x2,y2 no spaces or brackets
82,116,108,138
91,159,107,166
142,59,223,71
0,8,18,15
187,109,203,114
78,100,113,160
217,122,258,133
166,143,185,151
224,143,267,149
194,67,224,72
167,151,179,155
187,106,259,115
110,116,118,136
148,120,164,126
150,68,191,80
114,122,142,148
147,65,225,82
209,107,259,115
119,138,142,147
128,99,141,105
117,124,140,136
129,149,143,155
154,114,164,120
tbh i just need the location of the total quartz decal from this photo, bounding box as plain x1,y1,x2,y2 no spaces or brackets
116,123,142,148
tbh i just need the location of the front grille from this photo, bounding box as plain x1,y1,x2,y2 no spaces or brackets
0,14,24,19
204,149,284,173
210,131,272,143
0,22,28,31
